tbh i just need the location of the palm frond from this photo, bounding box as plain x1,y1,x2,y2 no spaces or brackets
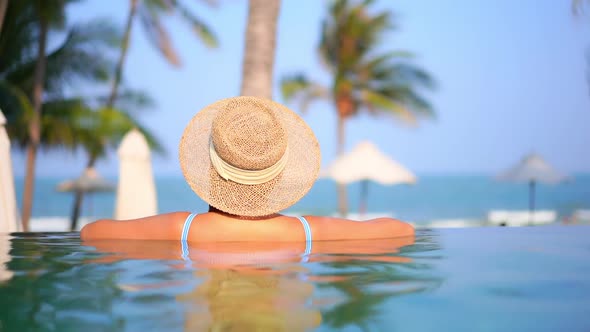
34,0,75,30
3,95,94,151
138,5,181,67
399,88,434,118
174,1,218,48
360,89,416,124
0,1,38,75
390,63,436,89
71,106,165,160
39,98,90,152
321,0,394,70
3,20,120,97
0,81,34,147
137,0,218,65
44,20,120,95
93,107,164,156
112,89,156,113
280,74,329,113
144,0,176,12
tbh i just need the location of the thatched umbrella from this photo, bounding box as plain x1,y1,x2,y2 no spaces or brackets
322,141,416,216
57,167,114,230
498,153,569,222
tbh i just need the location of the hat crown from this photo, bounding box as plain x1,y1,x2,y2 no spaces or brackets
211,98,288,170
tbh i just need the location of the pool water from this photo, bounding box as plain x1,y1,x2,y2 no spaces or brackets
0,226,589,331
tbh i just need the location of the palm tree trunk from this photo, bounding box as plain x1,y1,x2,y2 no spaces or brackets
336,115,348,217
107,0,138,108
240,0,280,99
0,0,8,36
70,191,83,231
70,0,138,231
337,115,345,155
21,15,48,232
22,145,37,231
69,155,97,231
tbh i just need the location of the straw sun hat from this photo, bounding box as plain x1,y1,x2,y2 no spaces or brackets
179,96,321,217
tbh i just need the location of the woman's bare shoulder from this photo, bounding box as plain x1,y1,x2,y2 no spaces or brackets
303,215,414,240
80,211,192,240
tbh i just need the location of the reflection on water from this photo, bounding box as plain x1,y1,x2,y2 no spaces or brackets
314,232,443,331
179,269,320,331
0,231,442,331
4,227,588,331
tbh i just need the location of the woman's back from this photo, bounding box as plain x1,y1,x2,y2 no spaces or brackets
81,212,414,242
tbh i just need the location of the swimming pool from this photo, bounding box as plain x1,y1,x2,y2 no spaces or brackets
0,226,589,331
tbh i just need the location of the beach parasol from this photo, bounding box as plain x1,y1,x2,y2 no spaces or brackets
57,167,115,230
322,141,416,216
57,167,115,193
0,110,20,233
114,129,157,220
498,153,568,222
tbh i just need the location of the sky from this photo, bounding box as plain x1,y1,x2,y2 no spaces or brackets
10,0,590,177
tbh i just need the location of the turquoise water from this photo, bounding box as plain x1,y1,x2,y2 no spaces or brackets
16,175,590,223
0,226,589,331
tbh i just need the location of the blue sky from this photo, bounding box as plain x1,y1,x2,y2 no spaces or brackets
11,0,590,176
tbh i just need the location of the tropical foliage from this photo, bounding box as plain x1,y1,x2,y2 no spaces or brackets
0,0,162,230
0,15,119,148
1,0,84,229
62,0,218,230
129,0,218,65
107,0,218,106
281,0,435,215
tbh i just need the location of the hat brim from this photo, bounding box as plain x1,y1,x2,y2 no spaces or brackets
179,97,321,217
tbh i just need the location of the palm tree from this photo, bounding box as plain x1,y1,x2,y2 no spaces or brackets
63,0,219,226
67,104,162,231
0,2,161,231
108,0,218,107
240,0,281,98
99,0,219,148
0,0,81,230
281,0,435,215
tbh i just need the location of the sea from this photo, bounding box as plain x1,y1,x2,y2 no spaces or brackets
14,174,590,227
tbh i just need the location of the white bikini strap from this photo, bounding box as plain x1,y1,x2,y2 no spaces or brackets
297,216,312,259
181,213,197,260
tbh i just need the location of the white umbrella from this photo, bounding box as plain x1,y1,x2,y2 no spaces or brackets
0,110,20,233
323,141,416,216
498,153,569,222
57,167,115,230
114,129,157,220
0,235,13,282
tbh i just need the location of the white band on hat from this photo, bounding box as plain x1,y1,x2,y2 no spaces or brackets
209,142,289,185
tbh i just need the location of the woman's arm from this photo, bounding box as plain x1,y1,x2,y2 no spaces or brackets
80,212,190,241
307,216,414,241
